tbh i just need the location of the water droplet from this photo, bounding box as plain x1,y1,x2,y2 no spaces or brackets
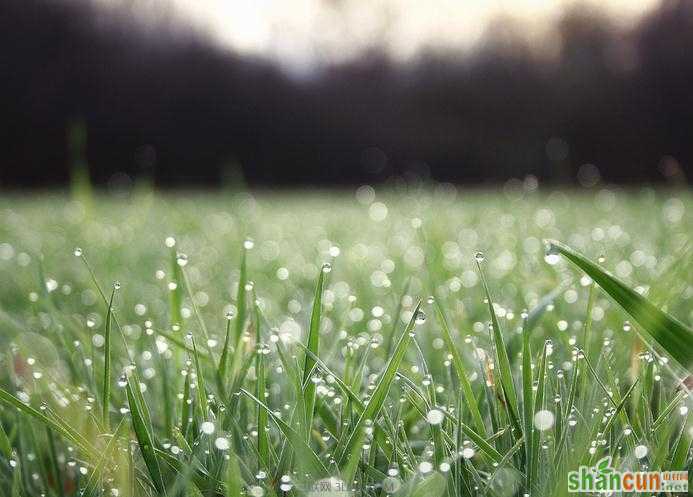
200,421,215,435
214,437,230,450
165,237,176,248
533,410,555,431
322,262,332,274
622,321,631,332
418,461,433,474
426,409,444,425
113,281,121,291
544,244,560,265
461,447,475,459
426,296,435,304
176,253,188,267
597,254,606,264
244,238,255,250
117,374,127,387
415,310,426,325
225,311,234,320
634,444,648,459
474,252,485,263
249,486,264,497
73,247,83,257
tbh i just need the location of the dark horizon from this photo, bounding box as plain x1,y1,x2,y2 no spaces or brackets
1,0,692,188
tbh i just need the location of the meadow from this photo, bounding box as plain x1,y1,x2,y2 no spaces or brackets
0,186,690,496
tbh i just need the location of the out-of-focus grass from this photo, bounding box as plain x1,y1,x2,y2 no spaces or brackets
0,186,690,496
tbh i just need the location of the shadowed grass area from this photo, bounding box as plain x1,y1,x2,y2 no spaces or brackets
0,187,690,496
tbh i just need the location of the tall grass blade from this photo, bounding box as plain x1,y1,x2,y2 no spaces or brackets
475,259,522,434
240,389,328,478
302,264,328,440
546,240,693,369
102,287,115,432
125,376,166,494
433,301,486,436
334,301,422,466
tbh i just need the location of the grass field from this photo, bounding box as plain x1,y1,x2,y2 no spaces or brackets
0,187,691,496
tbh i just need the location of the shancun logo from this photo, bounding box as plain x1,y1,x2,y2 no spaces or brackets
567,456,688,493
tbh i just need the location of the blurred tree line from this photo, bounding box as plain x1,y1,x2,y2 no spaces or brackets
0,0,691,187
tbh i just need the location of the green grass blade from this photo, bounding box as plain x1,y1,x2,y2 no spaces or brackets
651,390,687,431
475,259,522,435
126,376,166,494
189,335,209,419
410,472,447,497
0,419,12,459
546,240,693,369
529,340,548,492
225,451,243,497
433,301,486,437
223,245,248,385
334,300,422,466
102,287,115,432
521,316,533,491
302,263,328,440
253,299,269,468
0,388,97,459
240,388,328,478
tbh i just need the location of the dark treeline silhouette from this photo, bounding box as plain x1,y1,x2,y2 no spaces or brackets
1,0,691,187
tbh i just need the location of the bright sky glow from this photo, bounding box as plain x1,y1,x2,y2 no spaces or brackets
102,0,659,72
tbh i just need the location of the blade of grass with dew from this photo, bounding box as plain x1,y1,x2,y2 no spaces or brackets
168,243,183,328
302,263,328,441
546,240,693,369
0,388,97,459
521,315,534,492
333,300,422,466
433,300,486,437
125,376,166,495
529,340,549,493
224,244,248,388
180,364,192,437
83,419,126,497
189,336,209,420
253,298,269,469
475,258,522,436
240,389,328,478
553,359,580,467
651,390,687,431
102,287,115,432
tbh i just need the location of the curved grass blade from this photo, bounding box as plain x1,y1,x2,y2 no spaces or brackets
433,301,486,437
302,263,328,440
240,389,328,478
521,316,534,491
546,240,693,369
475,259,522,435
126,376,166,495
253,298,269,468
102,287,115,432
222,245,248,386
334,301,422,466
0,388,97,459
83,419,126,496
529,340,548,492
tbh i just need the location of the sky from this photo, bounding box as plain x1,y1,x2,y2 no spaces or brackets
103,0,660,73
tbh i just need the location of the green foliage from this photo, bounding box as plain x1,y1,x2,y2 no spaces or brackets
0,189,690,496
